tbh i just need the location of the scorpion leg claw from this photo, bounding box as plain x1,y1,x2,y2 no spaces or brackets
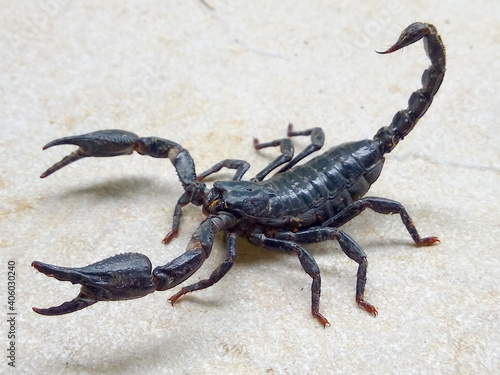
313,311,331,328
32,253,157,315
162,230,177,244
31,287,98,316
417,236,440,247
357,299,378,317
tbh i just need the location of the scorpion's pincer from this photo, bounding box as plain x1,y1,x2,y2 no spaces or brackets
40,130,140,178
32,252,157,315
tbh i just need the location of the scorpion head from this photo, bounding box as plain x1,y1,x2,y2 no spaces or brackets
205,181,269,218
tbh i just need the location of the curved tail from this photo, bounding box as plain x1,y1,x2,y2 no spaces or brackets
373,22,446,154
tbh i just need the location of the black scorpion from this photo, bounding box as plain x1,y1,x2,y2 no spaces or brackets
32,22,445,326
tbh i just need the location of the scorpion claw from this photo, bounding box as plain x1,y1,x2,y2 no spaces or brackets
32,292,98,316
40,130,140,178
32,253,157,315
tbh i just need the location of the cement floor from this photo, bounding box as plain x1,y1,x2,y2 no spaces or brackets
2,1,499,374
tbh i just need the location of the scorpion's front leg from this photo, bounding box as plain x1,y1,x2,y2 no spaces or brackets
40,129,208,243
168,232,237,304
33,213,236,315
251,124,325,181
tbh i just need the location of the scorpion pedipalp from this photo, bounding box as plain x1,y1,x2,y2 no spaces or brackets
32,253,157,315
39,129,210,243
40,130,141,178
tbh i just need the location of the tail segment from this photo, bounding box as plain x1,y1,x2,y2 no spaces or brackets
374,22,446,154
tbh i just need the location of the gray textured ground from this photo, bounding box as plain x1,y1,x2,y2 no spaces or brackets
2,1,499,374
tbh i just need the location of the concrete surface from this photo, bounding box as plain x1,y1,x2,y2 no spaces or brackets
1,1,499,374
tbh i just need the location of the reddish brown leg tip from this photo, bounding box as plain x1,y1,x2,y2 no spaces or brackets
253,138,260,149
162,231,177,244
417,236,440,247
313,312,331,328
357,300,378,317
168,291,183,306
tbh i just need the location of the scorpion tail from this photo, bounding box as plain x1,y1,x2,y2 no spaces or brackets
373,22,445,154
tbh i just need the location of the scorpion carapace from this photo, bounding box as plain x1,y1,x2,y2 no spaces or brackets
33,22,445,326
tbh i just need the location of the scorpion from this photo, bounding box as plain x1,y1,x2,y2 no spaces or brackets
32,22,445,327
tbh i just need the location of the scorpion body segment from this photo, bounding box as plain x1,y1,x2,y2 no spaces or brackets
207,139,385,230
33,22,445,327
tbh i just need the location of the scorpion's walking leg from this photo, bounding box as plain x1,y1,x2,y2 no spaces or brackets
39,129,209,244
164,158,250,243
162,182,206,244
166,159,249,243
197,160,250,182
252,134,294,182
274,228,378,317
252,124,324,181
249,232,330,327
154,213,237,292
168,232,237,304
322,197,439,246
277,124,325,173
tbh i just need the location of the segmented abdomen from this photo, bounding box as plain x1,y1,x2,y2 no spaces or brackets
258,139,384,228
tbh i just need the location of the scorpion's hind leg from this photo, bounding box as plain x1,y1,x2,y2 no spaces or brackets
197,159,250,182
273,227,378,317
277,124,325,173
252,124,325,181
168,232,237,304
322,197,439,246
249,232,330,327
252,133,294,182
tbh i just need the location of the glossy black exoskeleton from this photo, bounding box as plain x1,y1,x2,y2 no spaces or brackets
33,22,445,326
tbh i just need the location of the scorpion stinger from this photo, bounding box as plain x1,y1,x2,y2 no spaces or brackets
374,22,445,154
34,22,445,326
